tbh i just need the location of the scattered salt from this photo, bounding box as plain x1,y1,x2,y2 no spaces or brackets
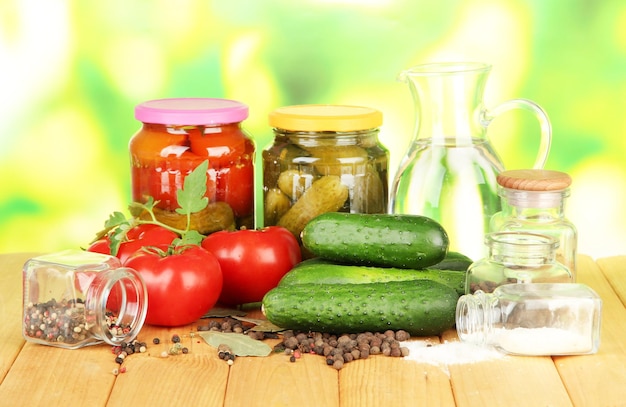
401,340,505,376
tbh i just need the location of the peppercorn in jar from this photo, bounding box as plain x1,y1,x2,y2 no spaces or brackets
22,250,148,349
130,98,255,233
263,104,389,240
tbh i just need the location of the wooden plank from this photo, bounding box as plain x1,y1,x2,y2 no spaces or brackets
0,342,115,406
105,320,229,406
597,255,626,307
107,353,229,407
553,255,626,407
450,355,572,407
442,329,573,407
340,351,456,407
0,252,41,383
223,350,339,407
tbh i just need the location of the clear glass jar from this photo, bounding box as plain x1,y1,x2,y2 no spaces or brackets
456,283,602,355
466,232,573,294
23,250,148,349
490,169,578,280
130,98,255,233
263,104,389,241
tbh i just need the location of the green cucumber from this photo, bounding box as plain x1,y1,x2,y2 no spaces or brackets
262,279,458,336
430,251,473,272
278,260,466,296
301,213,449,269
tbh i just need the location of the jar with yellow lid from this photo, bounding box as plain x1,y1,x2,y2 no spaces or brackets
130,98,255,234
489,169,578,280
263,105,389,241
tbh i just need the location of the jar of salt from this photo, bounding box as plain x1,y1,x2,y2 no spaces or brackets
22,250,148,349
456,283,602,355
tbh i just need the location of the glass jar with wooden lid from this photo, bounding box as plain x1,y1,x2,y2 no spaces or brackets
489,169,577,280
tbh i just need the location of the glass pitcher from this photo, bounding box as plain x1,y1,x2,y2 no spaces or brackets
389,62,551,261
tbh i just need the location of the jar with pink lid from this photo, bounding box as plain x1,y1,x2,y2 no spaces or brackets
129,98,255,233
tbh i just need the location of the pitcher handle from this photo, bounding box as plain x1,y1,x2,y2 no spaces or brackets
484,99,552,169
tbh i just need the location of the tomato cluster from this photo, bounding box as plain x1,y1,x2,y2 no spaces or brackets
88,225,301,326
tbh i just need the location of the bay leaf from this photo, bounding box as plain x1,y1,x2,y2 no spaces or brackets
231,316,266,325
199,331,272,357
202,306,247,318
231,316,285,331
250,321,285,333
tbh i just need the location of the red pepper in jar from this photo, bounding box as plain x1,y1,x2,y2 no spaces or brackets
130,98,255,231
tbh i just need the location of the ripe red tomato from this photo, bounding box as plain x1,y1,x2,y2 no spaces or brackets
87,239,111,255
201,226,301,305
216,158,254,217
125,245,223,326
187,124,247,167
87,224,179,265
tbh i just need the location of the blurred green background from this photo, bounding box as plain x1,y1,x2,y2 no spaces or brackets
1,0,625,258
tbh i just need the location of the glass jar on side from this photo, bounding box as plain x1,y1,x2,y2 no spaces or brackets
130,98,255,233
466,232,572,294
23,250,148,349
456,283,602,355
263,104,389,241
490,169,578,280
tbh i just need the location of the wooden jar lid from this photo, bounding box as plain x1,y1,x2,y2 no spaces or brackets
497,169,572,191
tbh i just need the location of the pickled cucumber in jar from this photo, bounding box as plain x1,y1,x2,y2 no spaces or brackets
264,105,389,241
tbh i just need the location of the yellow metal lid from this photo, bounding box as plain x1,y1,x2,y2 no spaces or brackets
269,105,382,132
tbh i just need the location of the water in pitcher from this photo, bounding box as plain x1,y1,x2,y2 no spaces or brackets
390,137,503,260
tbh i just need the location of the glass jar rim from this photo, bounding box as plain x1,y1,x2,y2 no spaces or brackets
498,187,570,208
401,62,492,76
85,267,148,346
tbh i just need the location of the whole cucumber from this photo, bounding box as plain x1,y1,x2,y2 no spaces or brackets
301,213,449,269
430,251,473,272
278,260,466,296
262,279,458,336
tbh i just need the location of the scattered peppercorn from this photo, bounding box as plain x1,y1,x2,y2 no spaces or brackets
111,339,149,373
169,343,184,355
171,334,181,343
197,317,278,341
217,343,236,364
24,299,134,346
153,337,160,344
273,329,411,370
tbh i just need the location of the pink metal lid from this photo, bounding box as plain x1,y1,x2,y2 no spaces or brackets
135,98,249,125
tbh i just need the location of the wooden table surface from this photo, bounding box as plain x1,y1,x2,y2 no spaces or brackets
1,252,625,407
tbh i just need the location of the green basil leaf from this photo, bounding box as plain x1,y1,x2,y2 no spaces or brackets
176,160,209,215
